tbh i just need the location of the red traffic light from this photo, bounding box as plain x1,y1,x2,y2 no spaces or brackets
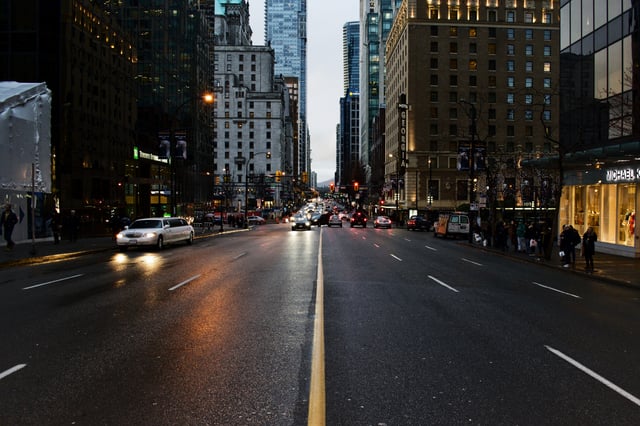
354,182,359,191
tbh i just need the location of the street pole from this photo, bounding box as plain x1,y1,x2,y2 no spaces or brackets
460,100,477,243
242,151,271,229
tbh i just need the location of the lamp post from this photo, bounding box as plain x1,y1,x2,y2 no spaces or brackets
428,156,433,207
168,92,214,216
239,151,271,228
460,99,477,243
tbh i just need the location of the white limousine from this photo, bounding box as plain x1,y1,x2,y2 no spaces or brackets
116,217,194,251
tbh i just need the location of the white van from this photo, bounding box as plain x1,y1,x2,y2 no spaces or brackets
434,213,470,238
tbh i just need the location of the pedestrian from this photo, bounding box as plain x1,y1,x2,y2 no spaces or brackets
50,210,62,244
568,225,581,265
0,203,19,250
516,221,526,253
559,225,573,267
66,210,80,242
582,226,597,272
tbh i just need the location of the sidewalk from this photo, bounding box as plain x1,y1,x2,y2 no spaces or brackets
2,229,640,290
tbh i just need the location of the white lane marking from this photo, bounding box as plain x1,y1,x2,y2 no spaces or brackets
169,274,201,291
424,245,437,251
374,243,380,248
545,345,640,407
233,252,247,260
404,238,411,242
428,275,460,293
533,282,582,299
462,258,483,266
390,254,403,262
23,274,85,290
0,364,26,380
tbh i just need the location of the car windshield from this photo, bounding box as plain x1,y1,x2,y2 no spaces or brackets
130,219,162,229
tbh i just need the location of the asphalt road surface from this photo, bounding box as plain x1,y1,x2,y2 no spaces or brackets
1,223,639,425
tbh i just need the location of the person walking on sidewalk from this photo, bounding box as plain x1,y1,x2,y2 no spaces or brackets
0,203,18,250
582,226,597,272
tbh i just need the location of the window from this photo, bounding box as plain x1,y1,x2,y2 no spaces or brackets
525,126,534,136
507,44,515,55
507,110,515,121
544,30,552,41
525,77,533,88
544,45,552,56
507,76,515,87
544,94,552,105
507,28,515,40
488,92,496,103
449,124,458,136
488,59,496,70
468,59,477,70
526,61,533,72
507,125,515,135
431,58,438,69
430,91,439,102
542,12,552,24
430,75,438,85
469,27,477,37
450,75,458,86
543,110,551,121
430,123,439,135
449,108,458,119
450,42,458,53
488,75,497,87
431,26,438,36
449,8,459,20
470,43,477,54
507,60,515,71
507,93,515,104
544,62,551,72
488,10,497,22
525,94,533,104
488,108,496,119
430,42,438,52
506,11,515,23
525,45,534,55
524,12,534,23
469,8,477,21
525,110,534,120
544,78,551,88
450,58,458,69
525,29,533,40
488,43,497,54
430,107,439,118
449,92,457,102
469,75,477,86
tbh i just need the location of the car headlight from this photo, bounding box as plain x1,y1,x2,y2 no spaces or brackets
116,232,124,239
144,232,157,238
305,221,311,226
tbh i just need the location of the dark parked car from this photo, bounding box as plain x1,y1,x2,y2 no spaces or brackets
310,211,331,227
350,210,368,228
407,215,431,231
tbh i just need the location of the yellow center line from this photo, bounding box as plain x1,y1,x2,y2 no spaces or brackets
308,229,325,425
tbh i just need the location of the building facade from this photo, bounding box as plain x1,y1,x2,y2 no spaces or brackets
384,0,560,225
212,1,292,213
558,0,640,257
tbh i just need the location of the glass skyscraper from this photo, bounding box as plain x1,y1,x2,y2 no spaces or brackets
264,0,309,178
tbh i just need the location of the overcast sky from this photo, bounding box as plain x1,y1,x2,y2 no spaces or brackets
248,1,359,184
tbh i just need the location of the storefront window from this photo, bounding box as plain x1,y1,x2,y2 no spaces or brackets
585,185,601,233
617,184,636,246
573,186,585,228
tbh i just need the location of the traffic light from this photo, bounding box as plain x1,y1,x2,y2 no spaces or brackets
215,175,220,185
354,181,359,192
380,199,384,206
330,183,334,192
275,170,281,182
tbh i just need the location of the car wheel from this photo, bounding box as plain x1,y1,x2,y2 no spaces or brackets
186,232,193,245
156,236,164,250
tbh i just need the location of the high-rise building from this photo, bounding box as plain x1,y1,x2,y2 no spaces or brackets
384,0,560,224
338,22,361,189
359,0,401,201
557,0,640,257
264,0,309,182
212,0,292,212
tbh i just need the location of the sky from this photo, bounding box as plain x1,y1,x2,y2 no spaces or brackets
248,1,360,184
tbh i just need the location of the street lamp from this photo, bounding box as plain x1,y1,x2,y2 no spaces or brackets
460,99,477,243
168,92,214,216
239,151,271,228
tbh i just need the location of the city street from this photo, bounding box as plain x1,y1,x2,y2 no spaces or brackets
1,224,639,425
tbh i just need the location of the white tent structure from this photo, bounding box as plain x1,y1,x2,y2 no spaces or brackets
0,81,52,242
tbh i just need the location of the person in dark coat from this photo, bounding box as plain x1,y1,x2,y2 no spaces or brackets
582,226,597,272
50,210,62,244
559,225,573,267
1,203,19,249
